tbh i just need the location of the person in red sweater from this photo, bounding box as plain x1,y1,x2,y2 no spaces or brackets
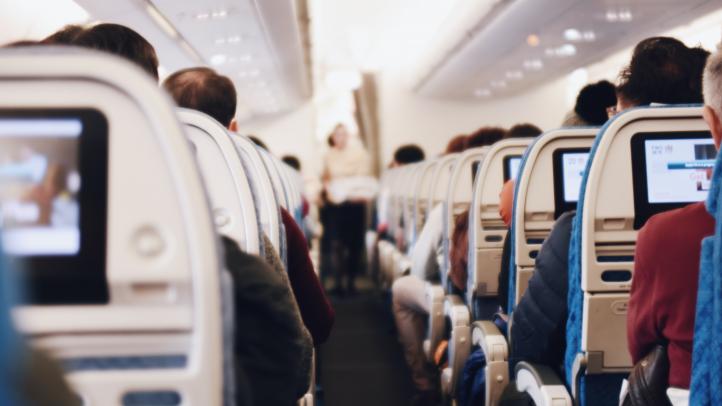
627,41,719,392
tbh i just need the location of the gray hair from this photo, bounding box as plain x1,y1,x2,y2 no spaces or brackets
703,44,722,116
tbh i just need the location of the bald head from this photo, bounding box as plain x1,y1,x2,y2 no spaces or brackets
163,67,237,128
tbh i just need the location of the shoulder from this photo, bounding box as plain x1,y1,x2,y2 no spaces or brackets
640,202,712,244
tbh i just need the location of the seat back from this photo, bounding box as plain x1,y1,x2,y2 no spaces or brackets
0,48,225,405
428,153,460,210
258,147,290,210
401,163,426,250
507,128,597,312
442,148,488,291
413,159,439,240
566,106,709,405
388,165,412,240
178,108,261,255
232,134,284,257
691,127,722,405
467,138,532,312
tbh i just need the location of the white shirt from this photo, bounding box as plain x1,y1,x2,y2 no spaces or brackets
410,204,444,281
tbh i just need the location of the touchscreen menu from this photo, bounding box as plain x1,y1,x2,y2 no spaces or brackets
561,152,589,203
644,138,715,203
0,119,81,256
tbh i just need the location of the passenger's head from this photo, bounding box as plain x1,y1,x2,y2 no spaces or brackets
42,24,84,45
331,124,349,149
392,144,425,167
2,40,39,48
445,135,467,154
163,67,238,129
73,23,159,81
248,135,269,151
465,127,506,149
499,179,515,226
574,80,617,125
702,45,722,150
282,155,301,171
506,123,542,138
617,37,704,110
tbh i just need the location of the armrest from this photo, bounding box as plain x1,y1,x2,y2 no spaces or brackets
423,283,445,360
514,362,572,406
472,321,509,406
472,321,507,362
444,294,470,327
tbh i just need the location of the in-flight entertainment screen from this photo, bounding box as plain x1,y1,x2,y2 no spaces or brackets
552,148,590,218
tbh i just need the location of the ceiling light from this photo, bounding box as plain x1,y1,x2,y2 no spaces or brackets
490,80,507,89
582,31,596,41
526,34,540,47
215,38,226,45
545,44,577,58
564,29,581,42
227,36,241,44
239,54,253,62
523,59,544,71
195,12,210,20
211,10,228,19
619,10,633,22
474,88,491,97
210,54,227,66
505,70,524,80
606,9,633,23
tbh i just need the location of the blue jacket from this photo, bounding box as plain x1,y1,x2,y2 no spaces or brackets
510,211,574,372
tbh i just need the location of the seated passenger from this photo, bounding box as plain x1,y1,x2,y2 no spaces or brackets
392,128,505,405
162,66,334,344
509,37,707,378
626,44,719,394
562,80,617,126
392,144,426,167
63,25,312,404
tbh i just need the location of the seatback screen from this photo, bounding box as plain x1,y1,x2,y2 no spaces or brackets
552,148,590,218
631,131,713,229
503,156,522,182
0,109,109,304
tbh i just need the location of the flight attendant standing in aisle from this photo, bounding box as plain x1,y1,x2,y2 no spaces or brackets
321,123,372,296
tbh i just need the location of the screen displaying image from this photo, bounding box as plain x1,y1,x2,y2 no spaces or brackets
0,118,82,256
561,152,589,203
507,156,522,182
644,138,715,203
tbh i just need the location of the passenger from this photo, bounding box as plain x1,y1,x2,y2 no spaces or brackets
72,23,160,81
41,24,84,45
626,45,719,396
163,67,334,345
445,134,467,154
392,144,425,167
248,134,270,151
509,37,709,378
282,155,302,171
321,123,371,296
392,131,501,406
562,80,617,126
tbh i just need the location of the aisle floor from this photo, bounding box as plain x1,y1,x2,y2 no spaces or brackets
319,277,415,406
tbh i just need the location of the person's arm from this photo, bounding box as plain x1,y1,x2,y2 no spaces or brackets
410,204,443,281
222,237,312,405
626,220,662,364
510,212,574,368
281,209,335,345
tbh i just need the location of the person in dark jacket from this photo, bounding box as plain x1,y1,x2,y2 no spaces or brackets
510,211,574,372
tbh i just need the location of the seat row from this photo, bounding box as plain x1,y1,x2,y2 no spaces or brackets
377,105,718,405
0,48,310,405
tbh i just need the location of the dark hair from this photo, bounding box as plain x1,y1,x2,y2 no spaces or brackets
163,67,237,127
282,155,301,171
73,23,159,80
393,144,425,165
465,127,506,149
42,24,84,45
248,135,269,151
574,80,617,125
2,40,38,48
617,37,705,106
327,134,335,147
445,135,467,154
506,123,542,138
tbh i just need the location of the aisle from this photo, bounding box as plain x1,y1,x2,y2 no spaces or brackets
320,278,415,406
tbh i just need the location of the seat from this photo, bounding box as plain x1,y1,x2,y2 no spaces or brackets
413,158,440,243
2,48,227,405
177,108,262,255
562,105,708,406
467,137,533,319
439,147,489,399
468,128,595,406
690,119,722,405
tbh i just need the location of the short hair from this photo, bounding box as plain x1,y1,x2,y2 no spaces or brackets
163,67,237,127
574,80,617,125
2,40,38,48
73,23,159,81
703,45,722,117
445,135,467,154
393,144,425,165
617,37,704,106
506,123,542,138
42,24,84,45
248,135,269,151
282,155,301,171
465,127,506,149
